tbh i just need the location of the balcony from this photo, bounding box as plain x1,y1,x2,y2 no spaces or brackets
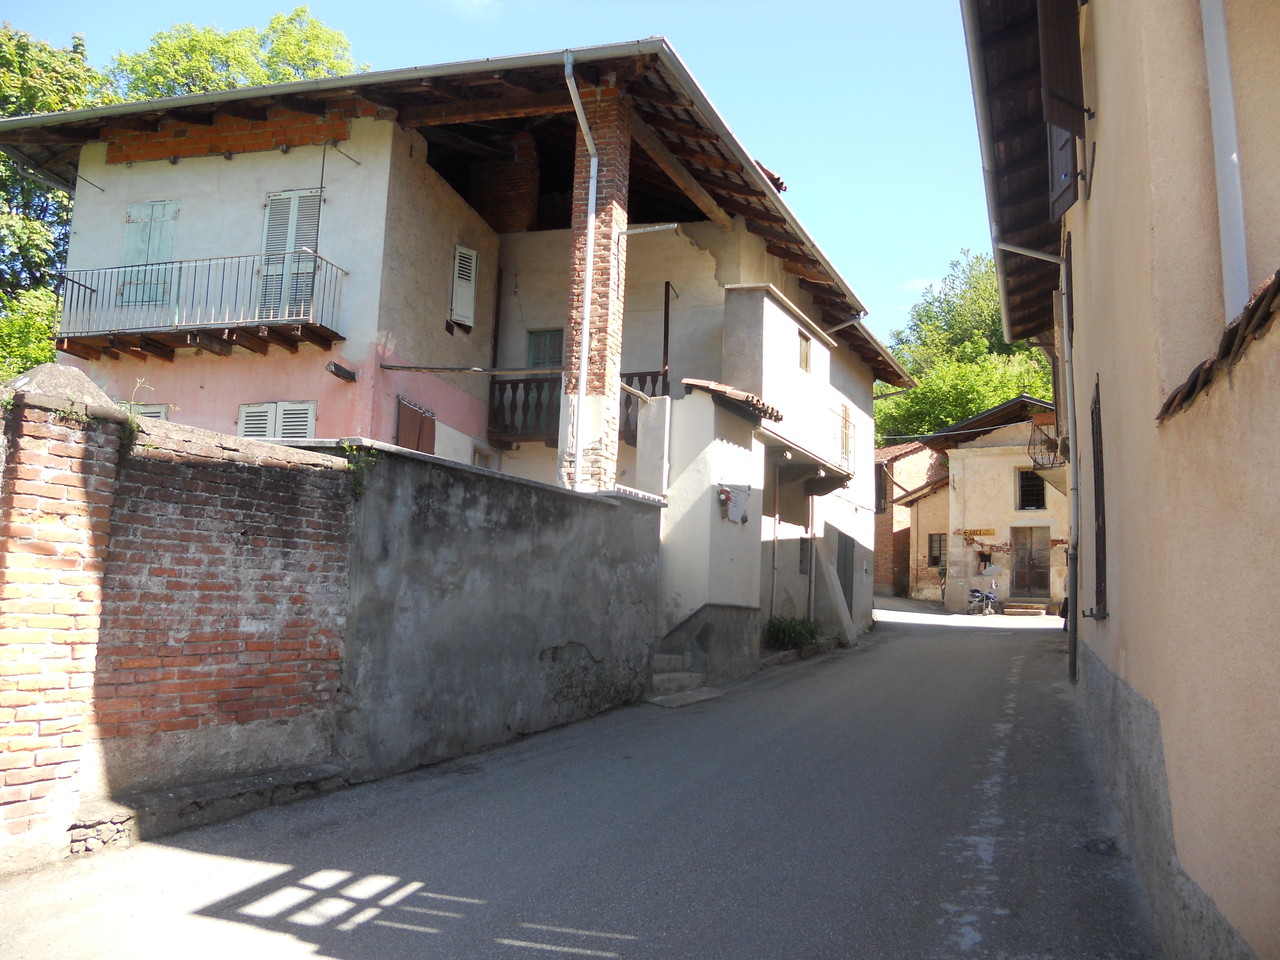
55,250,345,361
489,369,668,448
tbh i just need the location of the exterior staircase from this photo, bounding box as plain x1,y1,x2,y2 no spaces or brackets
649,652,706,696
1003,599,1057,616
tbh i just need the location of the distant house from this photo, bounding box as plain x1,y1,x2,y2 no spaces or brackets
873,441,944,598
0,38,910,683
962,1,1280,956
917,396,1067,613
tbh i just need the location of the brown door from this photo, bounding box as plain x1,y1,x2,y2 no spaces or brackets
1012,526,1051,597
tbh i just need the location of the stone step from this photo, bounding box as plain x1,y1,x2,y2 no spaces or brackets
1004,607,1047,616
652,653,690,673
649,671,706,696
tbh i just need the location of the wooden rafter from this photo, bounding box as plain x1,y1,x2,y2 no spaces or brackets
626,105,732,232
400,91,573,126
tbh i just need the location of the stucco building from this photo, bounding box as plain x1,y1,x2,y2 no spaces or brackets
0,39,910,687
962,2,1280,957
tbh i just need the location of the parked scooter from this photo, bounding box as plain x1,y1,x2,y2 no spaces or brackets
967,579,999,615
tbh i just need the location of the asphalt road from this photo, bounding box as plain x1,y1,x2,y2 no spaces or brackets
0,605,1160,960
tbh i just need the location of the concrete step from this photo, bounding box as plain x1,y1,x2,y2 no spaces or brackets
1004,601,1054,616
652,653,690,673
1004,607,1047,616
649,671,705,696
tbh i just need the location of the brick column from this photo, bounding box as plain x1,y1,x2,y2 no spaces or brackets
0,396,121,868
558,84,630,491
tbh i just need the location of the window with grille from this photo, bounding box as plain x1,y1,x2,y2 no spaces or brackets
237,401,316,439
1017,468,1047,510
927,533,947,569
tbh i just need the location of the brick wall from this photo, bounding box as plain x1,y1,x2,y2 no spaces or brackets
91,423,349,782
103,96,386,165
468,131,540,233
0,391,349,869
0,399,121,864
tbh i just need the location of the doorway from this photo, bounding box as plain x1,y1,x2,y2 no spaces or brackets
1011,526,1051,597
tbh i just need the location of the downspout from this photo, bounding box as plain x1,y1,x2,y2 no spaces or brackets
999,243,1080,684
564,52,599,491
1200,0,1250,320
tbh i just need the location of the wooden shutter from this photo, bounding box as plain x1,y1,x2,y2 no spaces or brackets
237,400,315,438
1038,0,1088,137
238,402,274,437
278,401,316,438
1048,124,1079,222
839,405,852,470
122,201,178,305
395,397,436,454
260,189,321,319
451,245,477,327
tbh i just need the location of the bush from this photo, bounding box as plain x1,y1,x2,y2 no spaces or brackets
764,615,821,651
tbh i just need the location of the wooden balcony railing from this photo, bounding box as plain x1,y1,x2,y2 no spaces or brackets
488,369,669,448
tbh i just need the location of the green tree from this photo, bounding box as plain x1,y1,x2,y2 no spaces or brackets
0,24,106,299
106,6,367,99
0,287,58,381
875,250,1053,444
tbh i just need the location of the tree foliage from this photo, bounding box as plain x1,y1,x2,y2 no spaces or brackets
0,287,58,381
105,7,367,100
875,250,1053,444
0,24,106,299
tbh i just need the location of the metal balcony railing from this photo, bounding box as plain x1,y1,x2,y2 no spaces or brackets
58,249,345,337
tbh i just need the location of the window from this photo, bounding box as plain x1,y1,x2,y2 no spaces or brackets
799,331,811,371
527,329,563,370
927,533,947,569
395,397,436,455
1017,469,1047,510
237,401,316,439
260,189,321,320
122,200,179,305
451,245,478,327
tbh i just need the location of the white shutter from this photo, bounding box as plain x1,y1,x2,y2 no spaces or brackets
238,401,316,439
238,403,275,438
260,189,321,319
450,245,477,327
278,401,317,438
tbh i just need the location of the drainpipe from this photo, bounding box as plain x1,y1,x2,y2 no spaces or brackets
564,52,599,491
998,243,1080,683
1200,0,1250,321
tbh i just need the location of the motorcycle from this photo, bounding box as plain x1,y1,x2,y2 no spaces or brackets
967,578,999,615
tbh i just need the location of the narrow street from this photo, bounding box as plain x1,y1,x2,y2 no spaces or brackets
0,603,1159,960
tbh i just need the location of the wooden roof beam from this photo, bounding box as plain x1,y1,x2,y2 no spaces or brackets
400,90,573,125
627,105,732,232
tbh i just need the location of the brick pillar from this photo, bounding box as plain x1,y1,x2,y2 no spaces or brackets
0,396,121,868
558,84,630,491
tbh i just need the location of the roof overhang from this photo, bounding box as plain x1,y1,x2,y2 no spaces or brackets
960,0,1064,343
757,424,852,497
920,393,1053,452
0,37,909,384
682,378,782,424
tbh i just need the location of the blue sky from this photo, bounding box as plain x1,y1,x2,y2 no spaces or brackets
14,0,991,347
